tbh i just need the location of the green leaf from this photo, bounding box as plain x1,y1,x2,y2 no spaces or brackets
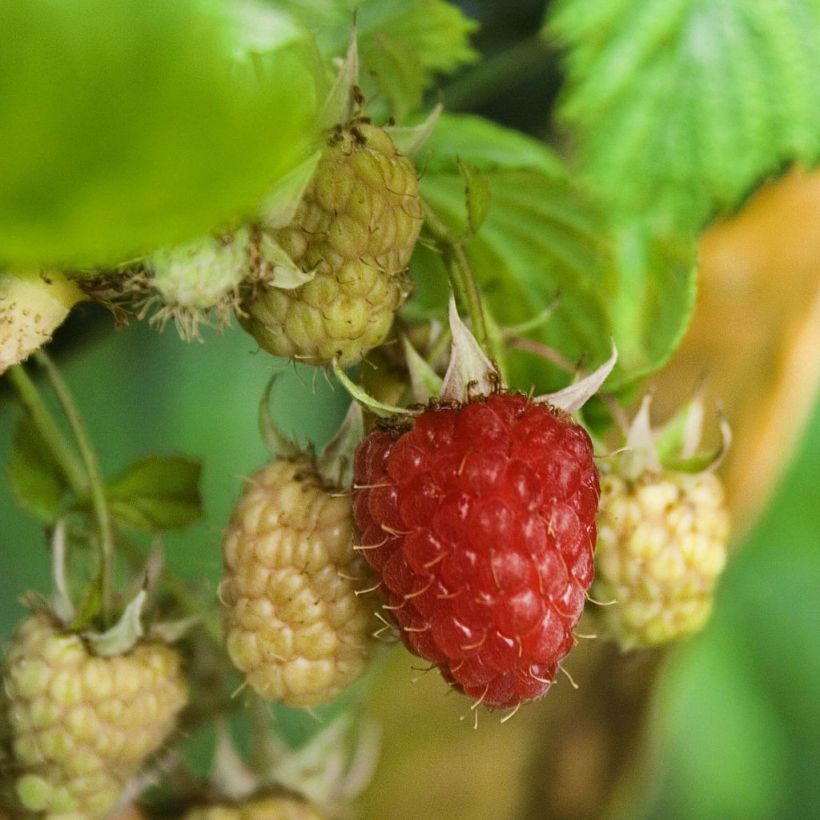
604,223,698,385
365,0,478,77
0,0,321,268
107,456,203,533
412,114,697,392
277,0,478,117
548,0,820,232
412,115,607,391
420,113,566,176
365,33,426,121
7,415,69,522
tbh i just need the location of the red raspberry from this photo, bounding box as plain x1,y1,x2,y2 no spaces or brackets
352,392,600,709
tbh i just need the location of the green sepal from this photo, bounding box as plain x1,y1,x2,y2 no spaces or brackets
333,360,414,419
258,374,303,459
83,589,146,657
316,401,364,489
402,334,443,404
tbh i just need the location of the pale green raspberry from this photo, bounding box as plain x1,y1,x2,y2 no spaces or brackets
240,123,422,367
593,471,730,649
1,612,188,819
150,230,250,312
143,229,252,340
221,458,375,707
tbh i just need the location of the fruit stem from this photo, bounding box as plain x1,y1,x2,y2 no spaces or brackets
422,201,505,368
35,351,116,624
248,694,277,776
5,364,89,498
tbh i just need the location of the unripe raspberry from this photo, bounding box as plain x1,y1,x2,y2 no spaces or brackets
593,471,730,648
221,458,375,707
150,230,250,313
0,271,83,374
240,122,421,366
184,793,325,820
142,229,252,340
1,612,188,818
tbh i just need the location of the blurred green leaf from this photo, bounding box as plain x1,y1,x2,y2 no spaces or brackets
0,0,321,268
651,621,790,820
276,0,478,117
548,0,820,232
107,455,202,533
411,114,695,391
605,223,697,385
366,34,426,121
420,114,565,176
7,415,69,522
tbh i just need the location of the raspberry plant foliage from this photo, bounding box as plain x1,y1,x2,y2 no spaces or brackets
2,0,818,815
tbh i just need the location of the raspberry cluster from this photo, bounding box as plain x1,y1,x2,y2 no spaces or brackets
353,393,600,709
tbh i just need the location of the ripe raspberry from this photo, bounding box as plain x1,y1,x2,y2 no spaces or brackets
221,458,375,707
239,122,421,366
183,793,324,819
592,470,730,648
1,611,187,819
352,392,600,709
0,271,83,374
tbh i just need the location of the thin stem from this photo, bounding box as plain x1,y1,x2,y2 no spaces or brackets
35,351,115,623
5,365,88,497
510,336,577,374
249,694,276,776
422,201,502,363
449,243,489,349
